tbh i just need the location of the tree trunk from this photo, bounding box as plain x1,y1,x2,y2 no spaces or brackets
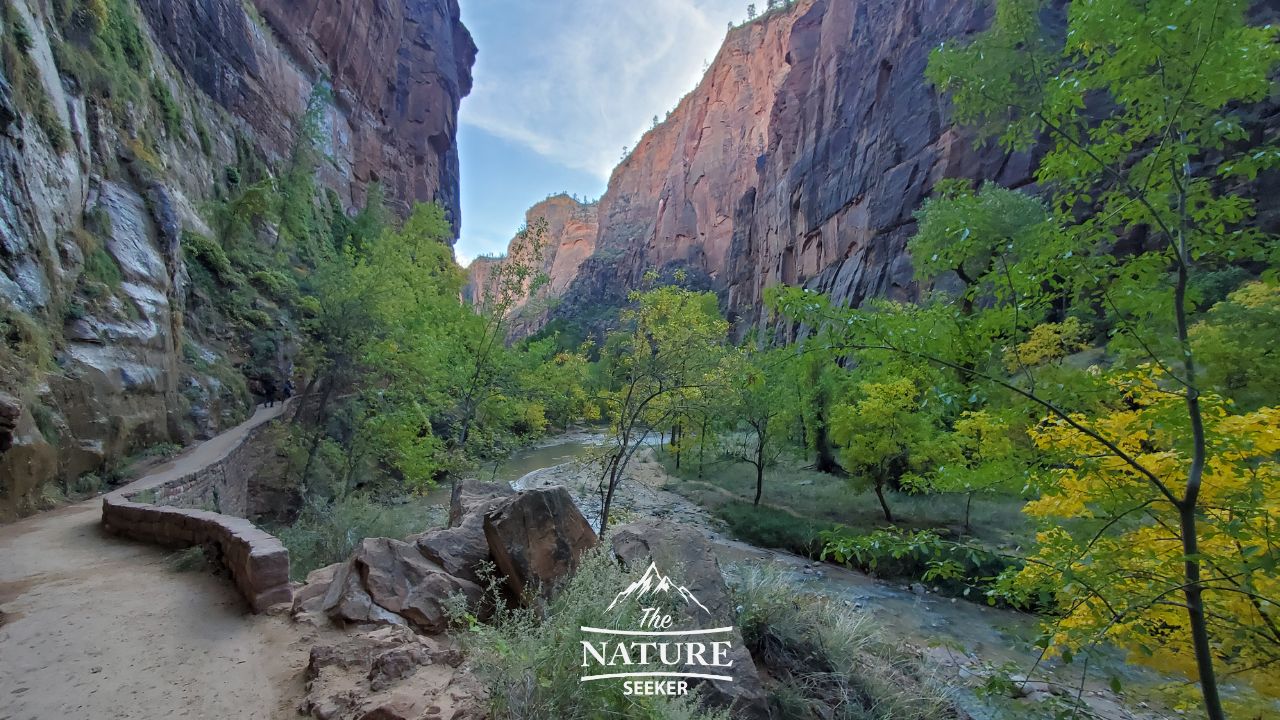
291,373,319,424
298,381,335,492
814,419,840,474
753,462,764,507
673,423,682,469
698,418,709,478
873,478,894,524
964,492,974,534
753,427,766,506
1170,179,1224,720
600,453,623,536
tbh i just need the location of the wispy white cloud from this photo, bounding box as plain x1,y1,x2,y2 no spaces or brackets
460,0,745,180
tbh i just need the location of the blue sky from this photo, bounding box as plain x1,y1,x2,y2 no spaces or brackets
456,0,748,265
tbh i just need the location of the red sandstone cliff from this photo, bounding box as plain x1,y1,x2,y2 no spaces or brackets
136,0,475,228
493,0,1033,336
464,194,599,336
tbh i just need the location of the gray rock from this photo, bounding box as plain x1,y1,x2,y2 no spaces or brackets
322,538,482,634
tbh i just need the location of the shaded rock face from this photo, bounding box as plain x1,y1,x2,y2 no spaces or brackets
462,194,600,337
503,0,1032,337
0,0,473,519
610,520,772,720
135,0,476,228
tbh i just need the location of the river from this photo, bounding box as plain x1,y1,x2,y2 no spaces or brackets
472,432,1256,720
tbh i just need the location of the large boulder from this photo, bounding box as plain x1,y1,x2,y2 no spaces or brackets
448,478,514,527
293,562,343,617
610,520,772,720
322,538,483,633
414,522,489,587
411,479,516,586
482,486,597,602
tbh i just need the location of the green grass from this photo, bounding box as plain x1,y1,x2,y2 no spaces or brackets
274,494,448,580
166,546,212,573
662,453,1031,600
456,547,731,720
731,565,957,719
82,246,123,288
2,4,68,152
662,454,1031,549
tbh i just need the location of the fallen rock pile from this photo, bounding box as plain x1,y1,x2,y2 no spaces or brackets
294,481,597,631
294,481,779,719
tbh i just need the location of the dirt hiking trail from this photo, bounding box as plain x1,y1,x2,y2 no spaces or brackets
0,405,308,720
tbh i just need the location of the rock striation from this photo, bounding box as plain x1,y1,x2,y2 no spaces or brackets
135,0,475,226
0,0,474,518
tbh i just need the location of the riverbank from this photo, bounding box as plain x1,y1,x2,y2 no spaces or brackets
501,440,1179,720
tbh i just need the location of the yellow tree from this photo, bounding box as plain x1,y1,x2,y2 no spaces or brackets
1012,369,1279,698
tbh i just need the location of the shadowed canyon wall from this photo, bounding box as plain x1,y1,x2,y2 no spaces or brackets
0,0,473,518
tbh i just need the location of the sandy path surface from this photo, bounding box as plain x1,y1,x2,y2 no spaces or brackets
0,405,309,720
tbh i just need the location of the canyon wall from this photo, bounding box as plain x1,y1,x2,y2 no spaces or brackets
0,0,472,518
136,0,475,226
481,0,1033,338
463,193,599,338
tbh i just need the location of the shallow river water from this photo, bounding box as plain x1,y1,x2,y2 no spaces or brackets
477,433,1266,720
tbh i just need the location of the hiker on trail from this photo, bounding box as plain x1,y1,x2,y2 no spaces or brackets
263,377,278,408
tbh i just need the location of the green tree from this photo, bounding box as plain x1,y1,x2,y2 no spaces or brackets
459,219,549,452
829,375,945,524
596,280,728,533
719,346,790,506
923,3,1280,715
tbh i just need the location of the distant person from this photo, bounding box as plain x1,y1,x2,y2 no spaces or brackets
283,379,295,400
263,377,278,408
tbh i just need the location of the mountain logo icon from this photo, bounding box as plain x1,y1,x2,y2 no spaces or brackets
607,562,711,615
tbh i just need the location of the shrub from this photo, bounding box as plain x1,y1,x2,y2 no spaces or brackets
819,527,1025,606
181,230,238,281
166,546,212,573
457,547,730,720
83,246,122,288
68,472,105,497
276,494,446,579
131,488,157,504
249,270,297,301
0,305,54,372
730,565,956,720
31,403,61,444
10,12,32,53
149,75,182,134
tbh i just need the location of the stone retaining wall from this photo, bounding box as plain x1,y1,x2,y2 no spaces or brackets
147,422,277,515
100,413,291,613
